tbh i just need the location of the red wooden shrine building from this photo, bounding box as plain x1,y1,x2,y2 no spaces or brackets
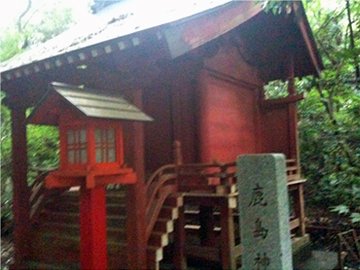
1,1,323,269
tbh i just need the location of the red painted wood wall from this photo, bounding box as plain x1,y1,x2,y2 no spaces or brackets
143,82,174,172
142,38,296,172
260,105,291,158
197,42,263,163
143,61,199,173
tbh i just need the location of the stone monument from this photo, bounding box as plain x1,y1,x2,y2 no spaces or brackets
237,154,293,270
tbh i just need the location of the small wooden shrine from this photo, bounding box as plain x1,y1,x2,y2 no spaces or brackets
28,82,152,188
27,82,152,269
0,1,323,269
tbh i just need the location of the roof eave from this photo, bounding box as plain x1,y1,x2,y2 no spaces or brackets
293,2,324,78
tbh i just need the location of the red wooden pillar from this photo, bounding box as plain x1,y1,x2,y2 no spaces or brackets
10,101,31,269
80,184,108,270
126,89,148,269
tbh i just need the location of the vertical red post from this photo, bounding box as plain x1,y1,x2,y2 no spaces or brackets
126,89,148,269
80,184,108,270
10,101,31,269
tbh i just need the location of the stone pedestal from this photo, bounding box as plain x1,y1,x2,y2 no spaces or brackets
237,154,293,270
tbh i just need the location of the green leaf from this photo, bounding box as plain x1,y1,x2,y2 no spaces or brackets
330,205,350,215
350,212,360,223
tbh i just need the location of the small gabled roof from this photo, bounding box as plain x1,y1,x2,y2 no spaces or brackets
28,82,153,125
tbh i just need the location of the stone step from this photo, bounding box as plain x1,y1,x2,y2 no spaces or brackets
163,195,183,208
159,206,179,220
149,232,169,247
44,201,126,215
31,231,128,267
27,261,80,270
147,246,163,263
38,211,127,227
59,190,126,204
30,234,80,266
38,222,127,240
153,218,174,234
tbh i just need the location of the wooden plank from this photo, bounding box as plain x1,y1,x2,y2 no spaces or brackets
184,195,236,208
260,93,304,108
287,179,307,186
287,174,301,182
290,218,300,230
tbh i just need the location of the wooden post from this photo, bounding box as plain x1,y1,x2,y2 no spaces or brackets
174,206,187,269
80,184,108,270
10,102,31,269
287,52,300,164
220,206,236,270
126,89,148,269
294,183,306,236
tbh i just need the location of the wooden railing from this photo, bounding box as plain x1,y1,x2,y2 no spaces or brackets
29,167,66,223
286,159,301,181
285,159,306,236
176,161,236,193
145,164,178,240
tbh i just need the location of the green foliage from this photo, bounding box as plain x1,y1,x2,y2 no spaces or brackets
0,0,79,224
256,0,293,15
1,101,60,223
21,3,74,46
298,0,360,223
351,212,360,224
0,29,24,62
0,0,77,62
264,0,360,224
27,124,60,169
1,97,14,223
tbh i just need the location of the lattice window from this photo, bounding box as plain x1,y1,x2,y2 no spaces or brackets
95,128,116,163
67,129,87,164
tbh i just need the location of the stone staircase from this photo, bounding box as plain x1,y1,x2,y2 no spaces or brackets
28,187,183,269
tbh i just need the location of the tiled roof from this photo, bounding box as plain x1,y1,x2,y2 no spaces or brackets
0,0,232,75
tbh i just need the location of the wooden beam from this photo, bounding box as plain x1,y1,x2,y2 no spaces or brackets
260,93,304,109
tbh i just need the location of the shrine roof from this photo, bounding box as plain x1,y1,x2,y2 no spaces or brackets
28,82,153,125
0,0,236,75
1,0,323,85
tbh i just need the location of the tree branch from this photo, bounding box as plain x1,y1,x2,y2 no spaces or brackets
345,0,360,82
17,0,32,32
